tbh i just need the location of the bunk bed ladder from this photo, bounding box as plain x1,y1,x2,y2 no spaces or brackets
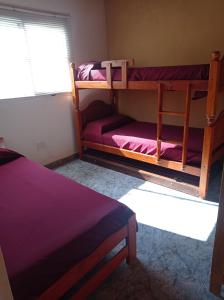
156,83,192,169
156,83,163,161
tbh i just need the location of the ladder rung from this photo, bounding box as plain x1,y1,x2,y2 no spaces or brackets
159,111,185,117
160,139,183,146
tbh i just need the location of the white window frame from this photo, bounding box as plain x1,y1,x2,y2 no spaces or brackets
0,5,72,100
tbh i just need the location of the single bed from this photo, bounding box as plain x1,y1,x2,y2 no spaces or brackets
70,51,224,198
0,146,136,300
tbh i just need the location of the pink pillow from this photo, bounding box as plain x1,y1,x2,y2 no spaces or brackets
100,114,133,133
82,114,133,144
81,101,114,128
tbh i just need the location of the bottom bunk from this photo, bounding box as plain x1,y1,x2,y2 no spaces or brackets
78,100,224,198
83,116,203,167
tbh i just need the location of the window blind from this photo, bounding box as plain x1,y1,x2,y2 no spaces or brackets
0,7,72,99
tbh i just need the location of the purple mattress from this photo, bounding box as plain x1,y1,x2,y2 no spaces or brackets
77,61,210,82
83,116,204,166
0,153,133,300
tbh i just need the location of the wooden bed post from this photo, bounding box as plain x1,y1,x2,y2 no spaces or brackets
199,51,221,198
126,214,137,264
110,90,119,113
102,59,134,89
70,63,83,159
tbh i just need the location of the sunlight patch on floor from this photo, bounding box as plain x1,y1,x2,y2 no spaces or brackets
118,181,218,241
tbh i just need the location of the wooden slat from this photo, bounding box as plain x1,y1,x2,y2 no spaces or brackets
157,83,163,160
82,141,201,176
206,51,220,117
101,59,134,89
75,80,208,91
199,51,221,198
101,59,134,68
159,111,185,117
121,60,128,88
75,81,110,89
70,63,83,159
39,225,129,300
105,62,112,88
181,83,191,168
71,247,128,300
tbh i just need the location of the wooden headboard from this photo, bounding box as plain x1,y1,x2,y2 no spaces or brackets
81,100,114,128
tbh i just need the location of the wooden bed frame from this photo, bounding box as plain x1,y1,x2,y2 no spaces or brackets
70,51,224,199
38,214,136,300
2,214,136,300
0,138,137,299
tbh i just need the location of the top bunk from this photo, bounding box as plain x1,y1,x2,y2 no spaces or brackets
71,51,224,93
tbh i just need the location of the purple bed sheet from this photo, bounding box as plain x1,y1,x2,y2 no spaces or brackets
83,117,204,166
77,62,209,100
0,156,133,300
77,62,210,82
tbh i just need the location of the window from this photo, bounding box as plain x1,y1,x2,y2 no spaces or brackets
0,7,72,99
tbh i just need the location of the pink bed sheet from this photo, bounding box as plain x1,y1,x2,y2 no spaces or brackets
0,157,133,299
83,120,203,166
77,62,209,82
76,62,209,100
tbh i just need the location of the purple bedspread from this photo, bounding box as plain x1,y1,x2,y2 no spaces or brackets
83,119,203,166
77,62,210,82
0,157,133,300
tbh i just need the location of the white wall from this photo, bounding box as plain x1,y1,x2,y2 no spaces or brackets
0,0,108,164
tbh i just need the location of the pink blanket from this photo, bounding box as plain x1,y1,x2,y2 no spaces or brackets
0,157,133,299
83,117,203,166
77,62,209,82
76,62,209,100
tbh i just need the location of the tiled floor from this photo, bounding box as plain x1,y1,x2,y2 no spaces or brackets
56,159,222,300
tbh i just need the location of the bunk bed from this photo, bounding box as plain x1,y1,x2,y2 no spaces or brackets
70,51,224,198
0,144,136,300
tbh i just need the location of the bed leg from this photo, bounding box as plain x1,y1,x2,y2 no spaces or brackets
79,146,83,160
199,174,208,199
199,127,214,199
126,214,137,264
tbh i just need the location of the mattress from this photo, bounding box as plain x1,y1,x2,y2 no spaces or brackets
76,62,209,100
76,61,210,82
0,154,133,300
82,115,204,166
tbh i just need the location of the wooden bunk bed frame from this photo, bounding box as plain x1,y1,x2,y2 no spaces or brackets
70,51,224,199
